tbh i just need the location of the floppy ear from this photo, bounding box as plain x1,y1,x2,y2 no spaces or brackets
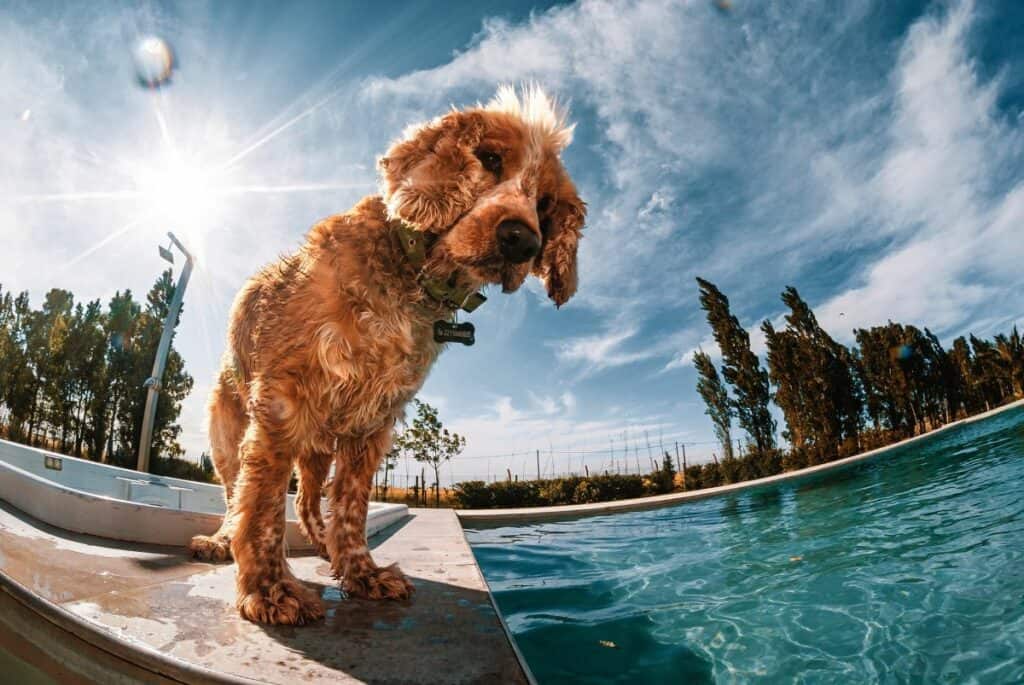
377,111,486,231
534,195,585,307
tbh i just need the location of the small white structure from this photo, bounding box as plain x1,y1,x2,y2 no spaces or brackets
0,438,407,549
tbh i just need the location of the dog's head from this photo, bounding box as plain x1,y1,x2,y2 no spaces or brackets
378,85,586,307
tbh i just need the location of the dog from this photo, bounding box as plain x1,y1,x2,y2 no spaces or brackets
188,85,586,625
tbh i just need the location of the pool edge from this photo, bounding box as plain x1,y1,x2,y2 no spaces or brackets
454,515,539,685
457,398,1024,524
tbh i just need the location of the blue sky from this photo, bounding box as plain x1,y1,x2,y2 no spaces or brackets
3,0,1023,484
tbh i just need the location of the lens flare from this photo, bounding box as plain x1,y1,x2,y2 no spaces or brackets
134,36,175,88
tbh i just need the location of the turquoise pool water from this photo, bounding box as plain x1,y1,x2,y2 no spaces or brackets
465,407,1024,683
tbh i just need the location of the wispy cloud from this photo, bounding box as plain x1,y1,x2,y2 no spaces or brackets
383,0,1020,355
552,326,650,372
810,0,1024,342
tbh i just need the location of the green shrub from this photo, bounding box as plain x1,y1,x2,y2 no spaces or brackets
488,480,542,507
453,472,651,509
645,454,676,494
452,480,492,508
151,454,217,483
539,477,582,505
572,479,600,503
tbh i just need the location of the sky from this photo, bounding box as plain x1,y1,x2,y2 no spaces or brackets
2,0,1023,485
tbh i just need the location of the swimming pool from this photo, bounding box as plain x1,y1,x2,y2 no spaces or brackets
465,407,1024,683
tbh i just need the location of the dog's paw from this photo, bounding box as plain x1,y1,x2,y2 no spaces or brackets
316,542,330,561
343,563,414,601
189,534,232,562
237,579,325,625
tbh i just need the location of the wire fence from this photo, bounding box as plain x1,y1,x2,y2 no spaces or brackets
379,434,741,490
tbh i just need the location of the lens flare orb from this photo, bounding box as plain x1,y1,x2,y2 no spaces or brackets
133,36,175,88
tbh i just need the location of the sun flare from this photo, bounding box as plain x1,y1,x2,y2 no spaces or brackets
129,152,228,260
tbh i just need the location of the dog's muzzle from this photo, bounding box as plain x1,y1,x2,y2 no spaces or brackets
497,220,541,264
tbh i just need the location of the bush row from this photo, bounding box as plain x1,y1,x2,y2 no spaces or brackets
452,464,678,509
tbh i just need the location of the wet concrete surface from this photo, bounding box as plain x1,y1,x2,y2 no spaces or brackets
0,502,528,684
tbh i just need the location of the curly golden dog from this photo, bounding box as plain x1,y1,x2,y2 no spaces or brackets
188,85,585,625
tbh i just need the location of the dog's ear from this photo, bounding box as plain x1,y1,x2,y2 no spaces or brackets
534,194,585,307
377,111,486,231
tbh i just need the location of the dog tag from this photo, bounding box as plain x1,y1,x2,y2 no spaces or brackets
434,320,475,346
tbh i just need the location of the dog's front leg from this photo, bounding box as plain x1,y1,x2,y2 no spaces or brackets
327,428,414,600
230,423,325,625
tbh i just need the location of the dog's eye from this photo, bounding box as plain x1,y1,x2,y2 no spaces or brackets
475,150,502,176
537,196,553,215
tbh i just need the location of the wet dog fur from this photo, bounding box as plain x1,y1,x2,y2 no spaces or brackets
188,85,586,625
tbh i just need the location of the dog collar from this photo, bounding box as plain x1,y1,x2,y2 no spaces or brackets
392,220,487,313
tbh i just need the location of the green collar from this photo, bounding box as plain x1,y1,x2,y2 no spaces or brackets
392,220,487,313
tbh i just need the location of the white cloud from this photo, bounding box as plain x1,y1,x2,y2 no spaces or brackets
553,326,647,370
493,396,524,424
812,0,1024,343
560,391,577,413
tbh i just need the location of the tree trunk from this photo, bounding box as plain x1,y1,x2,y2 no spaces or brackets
106,393,119,462
433,466,440,506
26,385,40,446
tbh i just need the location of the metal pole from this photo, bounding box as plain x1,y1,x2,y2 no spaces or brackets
137,233,193,473
536,449,541,481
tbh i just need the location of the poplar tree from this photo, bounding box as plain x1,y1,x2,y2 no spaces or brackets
762,287,862,464
971,335,1010,409
696,278,776,455
947,336,979,417
994,327,1024,399
692,349,734,460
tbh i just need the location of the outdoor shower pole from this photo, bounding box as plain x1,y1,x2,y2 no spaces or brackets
137,232,193,473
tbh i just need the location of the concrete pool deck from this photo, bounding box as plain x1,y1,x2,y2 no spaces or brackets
458,398,1024,524
0,502,530,684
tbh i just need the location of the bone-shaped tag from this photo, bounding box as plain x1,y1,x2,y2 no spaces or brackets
434,320,475,346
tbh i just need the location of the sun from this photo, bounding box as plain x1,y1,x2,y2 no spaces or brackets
131,151,228,258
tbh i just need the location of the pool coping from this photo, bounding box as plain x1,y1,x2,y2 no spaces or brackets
0,502,531,684
455,518,539,685
457,398,1024,524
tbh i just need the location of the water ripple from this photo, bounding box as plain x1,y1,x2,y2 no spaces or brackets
467,408,1024,684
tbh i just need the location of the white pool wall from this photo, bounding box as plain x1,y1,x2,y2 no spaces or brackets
0,438,408,548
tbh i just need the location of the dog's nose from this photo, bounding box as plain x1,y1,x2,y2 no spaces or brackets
497,220,541,264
